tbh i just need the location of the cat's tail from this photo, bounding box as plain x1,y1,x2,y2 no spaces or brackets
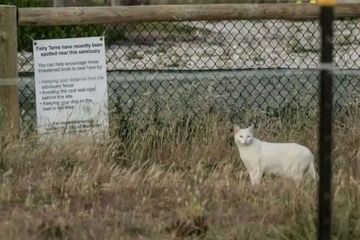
308,161,319,181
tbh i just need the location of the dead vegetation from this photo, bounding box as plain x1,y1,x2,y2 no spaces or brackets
0,108,360,239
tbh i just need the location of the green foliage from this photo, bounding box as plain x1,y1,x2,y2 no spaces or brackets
0,0,49,7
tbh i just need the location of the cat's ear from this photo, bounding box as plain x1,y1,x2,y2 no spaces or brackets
233,124,241,134
248,123,254,132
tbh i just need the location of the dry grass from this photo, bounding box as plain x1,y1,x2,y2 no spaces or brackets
0,109,360,240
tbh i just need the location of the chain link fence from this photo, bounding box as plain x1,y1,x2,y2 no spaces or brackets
18,18,360,132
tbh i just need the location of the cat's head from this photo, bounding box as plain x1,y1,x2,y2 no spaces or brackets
233,124,254,146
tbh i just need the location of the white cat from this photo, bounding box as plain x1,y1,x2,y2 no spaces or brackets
233,124,318,185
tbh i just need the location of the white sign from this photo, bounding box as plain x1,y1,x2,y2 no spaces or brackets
33,37,108,137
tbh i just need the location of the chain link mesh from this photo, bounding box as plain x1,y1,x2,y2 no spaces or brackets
18,18,360,133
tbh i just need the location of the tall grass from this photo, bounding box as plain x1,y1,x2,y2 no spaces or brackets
0,108,360,239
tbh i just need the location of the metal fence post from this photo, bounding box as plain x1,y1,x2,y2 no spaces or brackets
318,1,335,239
0,5,20,136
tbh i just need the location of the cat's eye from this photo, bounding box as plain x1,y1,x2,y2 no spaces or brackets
239,135,243,138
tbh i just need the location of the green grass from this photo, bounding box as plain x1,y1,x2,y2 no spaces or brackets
1,108,360,239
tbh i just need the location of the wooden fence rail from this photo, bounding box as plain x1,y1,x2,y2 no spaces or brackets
18,3,360,26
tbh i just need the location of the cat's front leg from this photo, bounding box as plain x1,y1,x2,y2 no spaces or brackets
249,171,262,185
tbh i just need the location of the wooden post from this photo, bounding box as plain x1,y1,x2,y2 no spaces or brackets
0,5,20,136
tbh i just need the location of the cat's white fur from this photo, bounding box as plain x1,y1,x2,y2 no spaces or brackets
234,124,318,185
